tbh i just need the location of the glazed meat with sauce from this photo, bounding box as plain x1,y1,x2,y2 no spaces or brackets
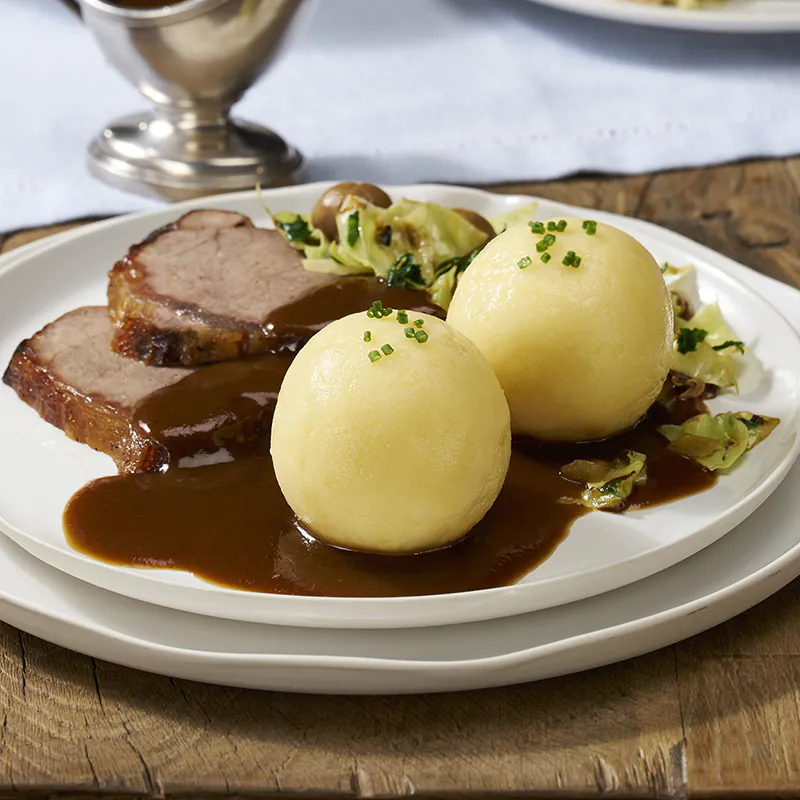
2,307,190,471
108,210,338,366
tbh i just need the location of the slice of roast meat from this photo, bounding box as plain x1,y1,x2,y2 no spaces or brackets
2,307,190,471
107,210,446,367
108,210,337,366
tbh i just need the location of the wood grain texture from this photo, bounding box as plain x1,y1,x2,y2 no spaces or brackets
1,157,799,798
0,220,101,255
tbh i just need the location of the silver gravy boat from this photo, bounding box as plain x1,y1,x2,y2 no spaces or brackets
78,0,306,199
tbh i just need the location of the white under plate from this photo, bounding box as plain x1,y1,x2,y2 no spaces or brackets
522,0,800,33
1,185,799,629
0,255,797,692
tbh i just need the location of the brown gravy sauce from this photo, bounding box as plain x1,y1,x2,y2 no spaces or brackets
64,280,716,598
266,276,446,343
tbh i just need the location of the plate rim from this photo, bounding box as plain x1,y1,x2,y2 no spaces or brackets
1,183,799,630
518,0,800,33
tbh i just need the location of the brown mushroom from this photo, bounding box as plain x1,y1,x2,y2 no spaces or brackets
311,182,392,241
453,208,495,240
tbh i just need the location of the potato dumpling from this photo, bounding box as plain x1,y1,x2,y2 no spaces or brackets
447,218,673,442
270,309,511,553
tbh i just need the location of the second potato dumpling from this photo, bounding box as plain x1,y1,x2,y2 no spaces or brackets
447,218,673,442
270,308,511,554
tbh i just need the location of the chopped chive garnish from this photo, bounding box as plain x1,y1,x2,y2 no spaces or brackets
371,300,384,316
528,221,545,235
535,234,556,253
414,319,424,328
414,330,429,343
547,221,557,232
347,211,360,247
556,220,567,232
582,220,598,235
660,262,669,273
363,331,371,342
541,252,552,263
397,310,409,324
368,350,381,363
562,251,581,268
381,344,394,356
404,327,416,338
517,256,532,269
366,309,375,319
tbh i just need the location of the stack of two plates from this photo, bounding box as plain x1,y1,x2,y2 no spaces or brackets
0,185,799,695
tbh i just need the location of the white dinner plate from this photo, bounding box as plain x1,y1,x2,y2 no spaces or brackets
0,245,797,692
1,185,799,629
522,0,800,33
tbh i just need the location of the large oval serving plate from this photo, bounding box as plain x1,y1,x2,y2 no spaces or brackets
522,0,800,33
0,245,797,693
0,184,798,629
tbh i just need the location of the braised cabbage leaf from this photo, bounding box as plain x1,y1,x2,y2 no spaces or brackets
658,410,778,471
560,450,648,511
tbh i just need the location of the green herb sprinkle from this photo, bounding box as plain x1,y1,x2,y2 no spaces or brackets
346,212,360,247
676,327,709,355
518,256,532,269
712,340,745,354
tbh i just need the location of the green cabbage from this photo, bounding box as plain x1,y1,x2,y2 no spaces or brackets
687,303,741,349
734,412,781,450
658,411,765,471
672,302,743,392
380,198,488,284
429,265,458,311
271,195,490,308
488,201,539,235
559,450,648,511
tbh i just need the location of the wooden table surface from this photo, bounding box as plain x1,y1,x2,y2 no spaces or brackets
1,158,800,799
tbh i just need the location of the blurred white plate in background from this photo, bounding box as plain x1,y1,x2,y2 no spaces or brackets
522,0,800,33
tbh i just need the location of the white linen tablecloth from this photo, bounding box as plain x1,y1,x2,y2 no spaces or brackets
3,0,800,230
